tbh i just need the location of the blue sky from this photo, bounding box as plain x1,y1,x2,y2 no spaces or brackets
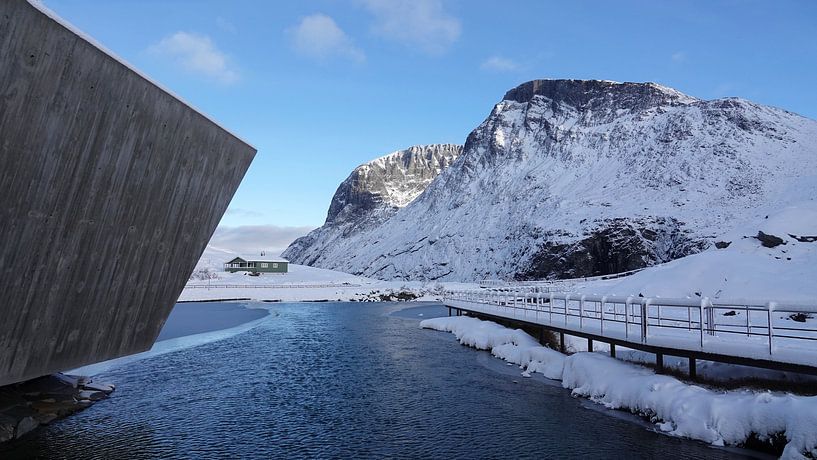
43,0,817,249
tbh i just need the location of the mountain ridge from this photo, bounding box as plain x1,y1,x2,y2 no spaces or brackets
284,79,817,281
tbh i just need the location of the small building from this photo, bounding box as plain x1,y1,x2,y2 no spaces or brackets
223,255,289,274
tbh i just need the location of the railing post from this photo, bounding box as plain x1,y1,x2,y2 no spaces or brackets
768,301,776,355
600,296,606,335
564,294,571,326
746,304,751,337
699,297,707,349
549,293,554,324
625,296,633,339
641,299,650,343
579,295,586,329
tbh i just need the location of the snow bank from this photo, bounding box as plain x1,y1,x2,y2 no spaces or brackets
421,316,817,458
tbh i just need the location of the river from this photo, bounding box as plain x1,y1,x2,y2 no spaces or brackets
1,302,758,459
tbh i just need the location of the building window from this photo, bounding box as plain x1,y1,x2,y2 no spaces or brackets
261,263,269,268
272,263,278,268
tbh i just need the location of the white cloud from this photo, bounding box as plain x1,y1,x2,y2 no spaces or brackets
289,14,365,63
480,56,519,72
208,225,315,256
148,32,239,84
224,207,265,219
671,51,686,63
359,0,461,55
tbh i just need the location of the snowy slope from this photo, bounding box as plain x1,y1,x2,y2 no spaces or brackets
582,200,817,301
285,79,817,281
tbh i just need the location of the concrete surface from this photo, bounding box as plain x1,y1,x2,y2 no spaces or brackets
0,0,256,386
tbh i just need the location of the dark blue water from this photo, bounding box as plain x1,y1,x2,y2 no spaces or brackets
2,302,753,459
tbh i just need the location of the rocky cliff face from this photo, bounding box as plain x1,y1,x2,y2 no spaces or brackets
284,79,817,281
283,144,462,263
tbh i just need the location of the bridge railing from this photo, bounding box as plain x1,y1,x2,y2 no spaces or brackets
443,289,817,361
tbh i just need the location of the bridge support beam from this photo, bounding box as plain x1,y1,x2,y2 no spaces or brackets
559,332,566,353
587,338,593,352
448,307,452,317
538,327,545,346
689,357,697,380
656,353,664,374
610,343,616,358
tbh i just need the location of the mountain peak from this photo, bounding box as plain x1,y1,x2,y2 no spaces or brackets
502,79,698,109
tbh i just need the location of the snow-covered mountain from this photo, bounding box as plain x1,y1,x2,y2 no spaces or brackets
283,143,462,262
285,79,817,281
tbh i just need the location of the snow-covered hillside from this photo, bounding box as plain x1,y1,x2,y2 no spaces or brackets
283,144,462,265
284,79,817,281
583,200,817,301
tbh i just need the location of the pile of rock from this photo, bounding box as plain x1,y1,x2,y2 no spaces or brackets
0,374,114,443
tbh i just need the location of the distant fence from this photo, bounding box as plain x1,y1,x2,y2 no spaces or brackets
479,267,645,289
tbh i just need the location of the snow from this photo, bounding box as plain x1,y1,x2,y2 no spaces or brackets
25,0,254,149
285,80,817,281
577,201,817,301
183,246,478,302
421,315,817,458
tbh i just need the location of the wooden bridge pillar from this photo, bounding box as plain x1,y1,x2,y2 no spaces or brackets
656,353,664,374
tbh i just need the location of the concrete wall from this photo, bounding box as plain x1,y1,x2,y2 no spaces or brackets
0,1,256,386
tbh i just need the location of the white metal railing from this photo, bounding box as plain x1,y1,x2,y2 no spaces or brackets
443,289,817,365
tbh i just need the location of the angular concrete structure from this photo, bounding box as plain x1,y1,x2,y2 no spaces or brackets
0,1,256,386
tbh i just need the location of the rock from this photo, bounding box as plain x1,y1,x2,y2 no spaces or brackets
715,241,731,249
15,416,38,438
789,313,812,323
789,234,817,243
1,373,116,444
756,231,786,248
54,373,80,388
34,412,58,425
77,390,107,401
516,218,707,280
0,415,15,443
81,381,114,394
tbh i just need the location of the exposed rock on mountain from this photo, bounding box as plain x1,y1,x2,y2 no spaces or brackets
283,144,462,263
284,79,817,281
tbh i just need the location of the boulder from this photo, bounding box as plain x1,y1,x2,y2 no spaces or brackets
756,231,786,248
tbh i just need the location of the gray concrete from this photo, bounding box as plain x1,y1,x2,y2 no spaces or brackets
0,0,256,386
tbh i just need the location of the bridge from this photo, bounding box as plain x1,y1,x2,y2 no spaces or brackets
443,288,817,378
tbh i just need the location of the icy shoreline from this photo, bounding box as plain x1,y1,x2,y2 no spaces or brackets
421,316,817,459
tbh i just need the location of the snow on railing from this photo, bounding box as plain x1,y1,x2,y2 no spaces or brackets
443,289,817,365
